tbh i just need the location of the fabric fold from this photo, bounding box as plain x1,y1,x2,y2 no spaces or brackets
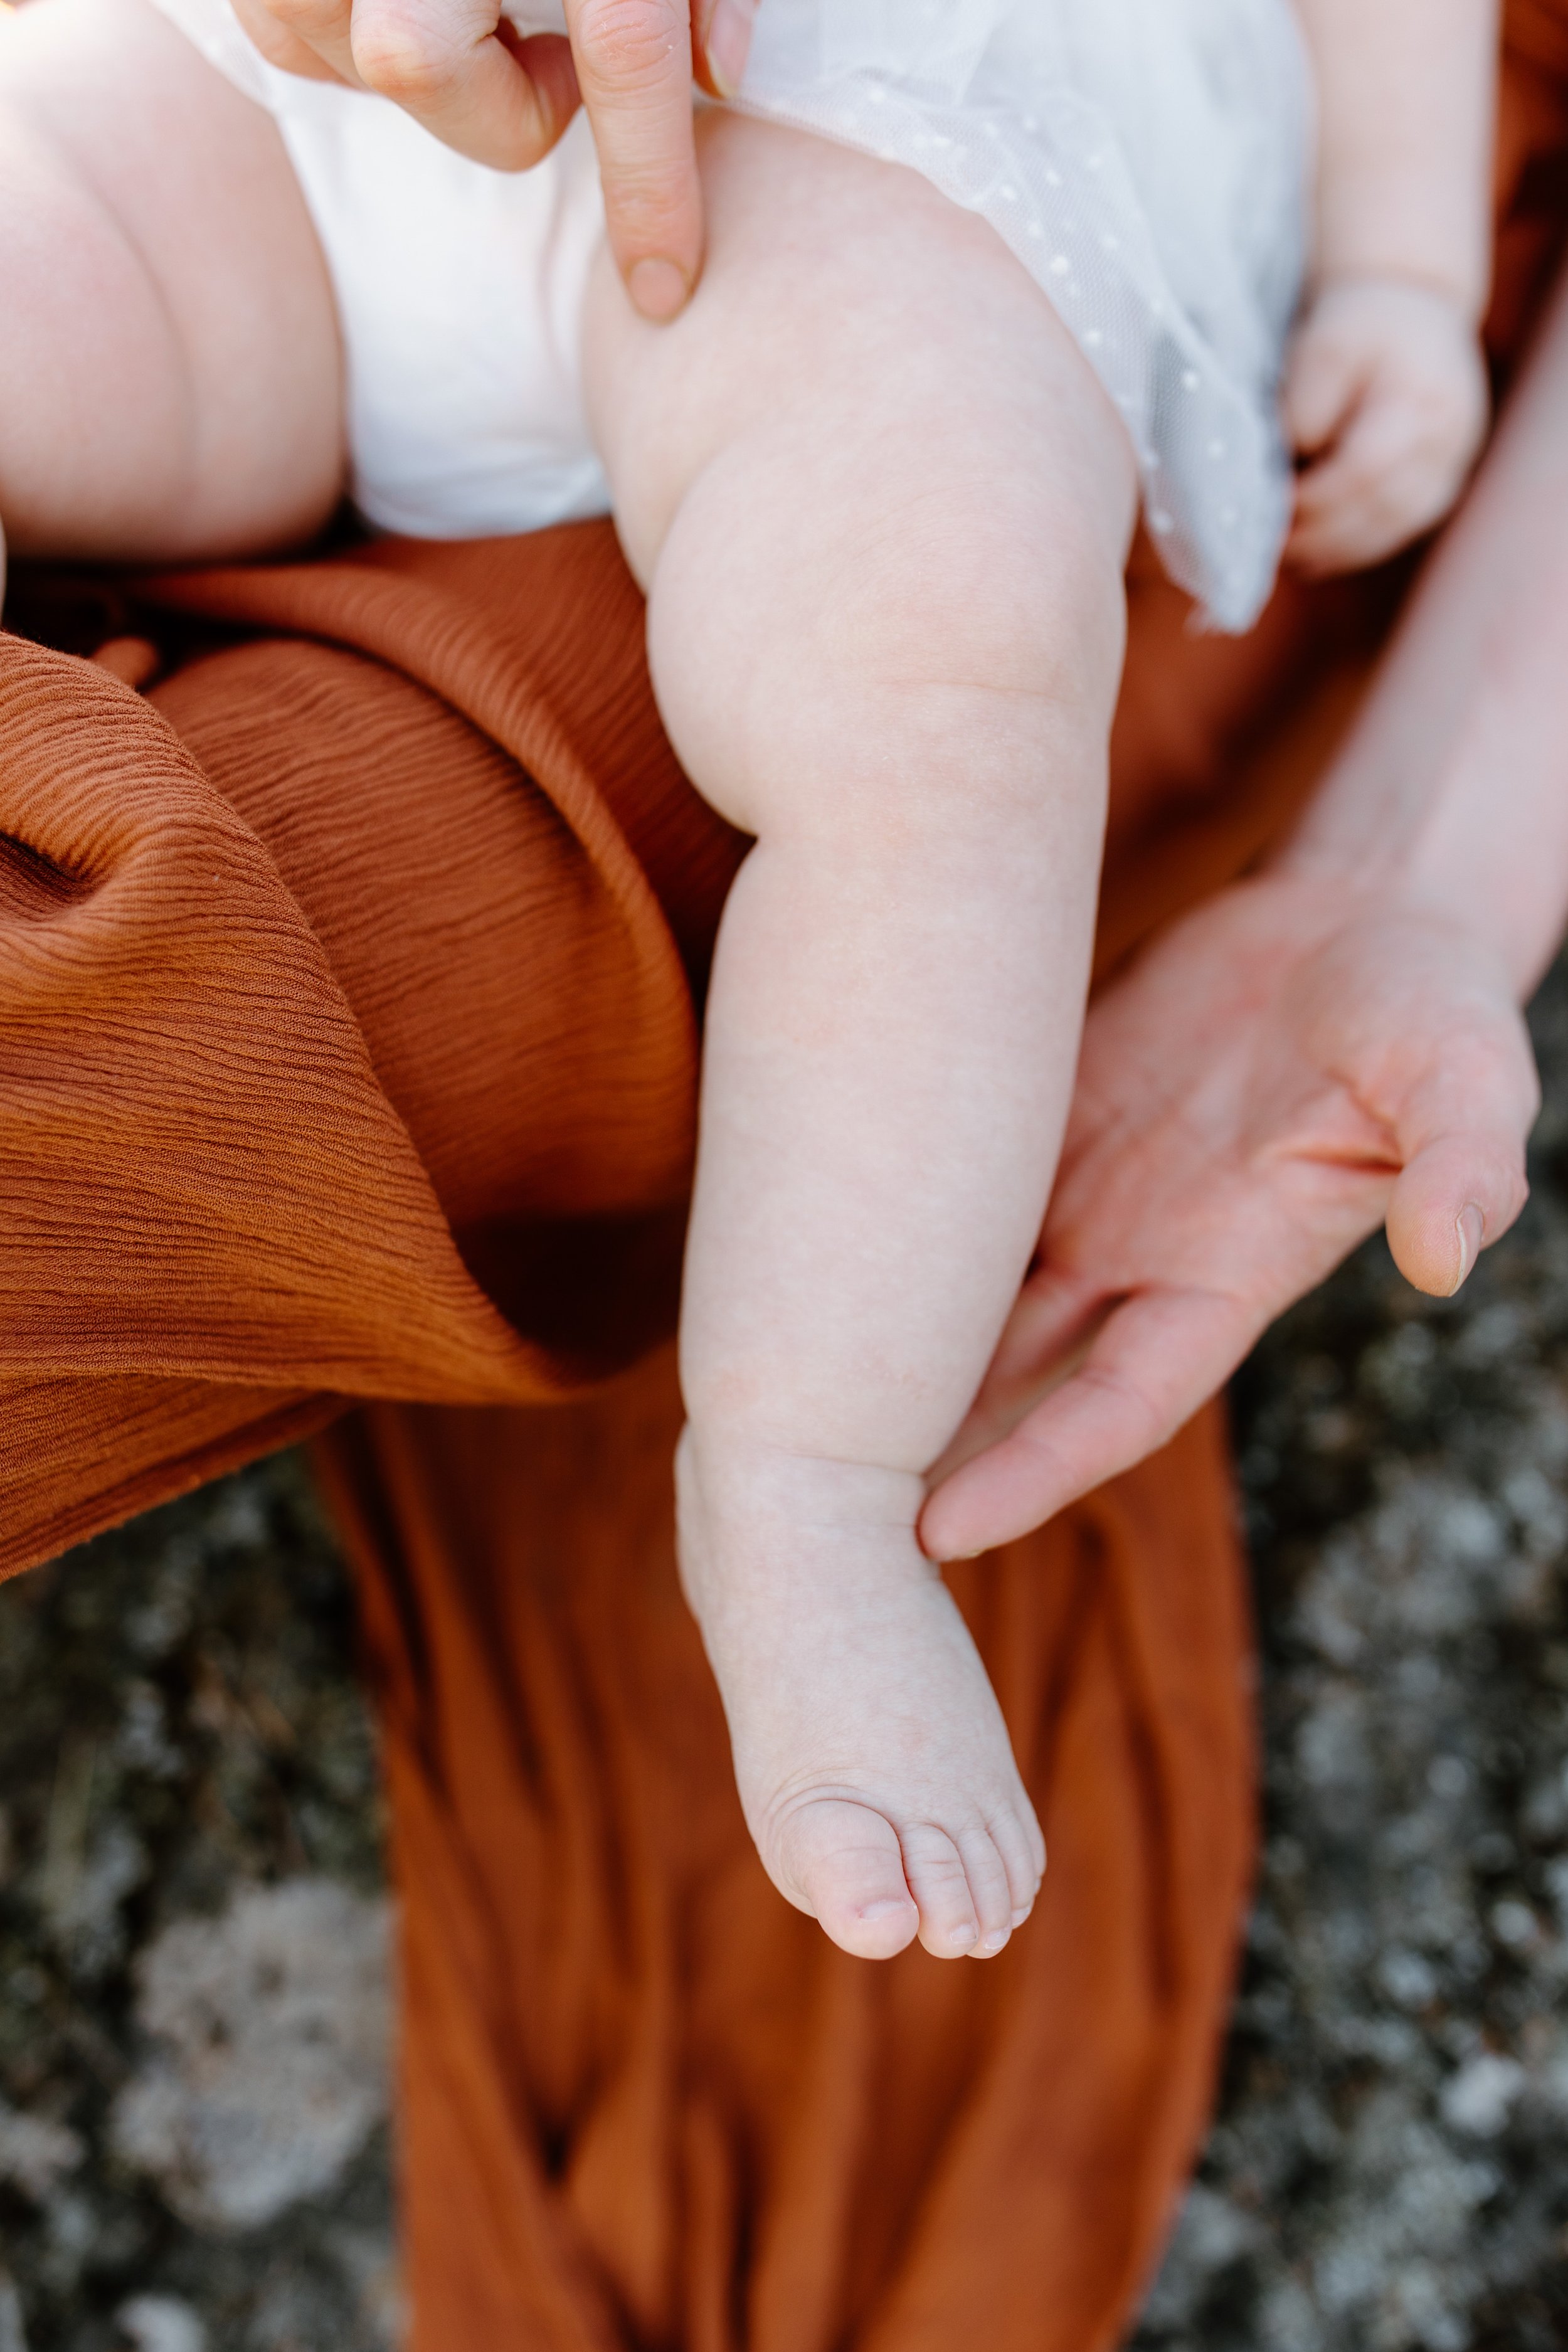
0,527,745,1578
314,1382,1254,2352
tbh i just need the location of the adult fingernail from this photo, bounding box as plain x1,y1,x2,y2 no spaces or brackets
627,255,691,321
703,0,756,98
1453,1201,1485,1293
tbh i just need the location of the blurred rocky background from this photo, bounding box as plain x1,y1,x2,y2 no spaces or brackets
1135,958,1568,2352
10,965,1568,2348
0,1465,397,2349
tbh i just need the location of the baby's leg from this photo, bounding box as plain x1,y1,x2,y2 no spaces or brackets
585,117,1137,1961
0,0,341,598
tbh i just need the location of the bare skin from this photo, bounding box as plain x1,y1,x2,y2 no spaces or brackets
1,7,1131,1957
0,0,1512,1962
924,258,1568,1561
0,0,341,593
226,0,761,316
583,112,1136,1957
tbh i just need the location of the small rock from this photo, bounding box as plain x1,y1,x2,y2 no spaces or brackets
1439,2055,1527,2139
1488,1897,1538,1950
111,1879,391,2232
115,2296,206,2352
0,2102,85,2204
1379,1949,1439,2013
1140,2184,1261,2329
0,2276,26,2352
1259,2275,1323,2352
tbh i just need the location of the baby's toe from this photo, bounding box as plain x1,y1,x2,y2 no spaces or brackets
898,1821,984,1958
991,1803,1046,1931
955,1825,1020,1958
774,1798,919,1959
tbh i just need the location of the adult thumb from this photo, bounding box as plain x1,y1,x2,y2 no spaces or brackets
1384,1025,1539,1296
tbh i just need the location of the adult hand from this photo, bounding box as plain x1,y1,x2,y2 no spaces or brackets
228,0,760,318
919,869,1539,1560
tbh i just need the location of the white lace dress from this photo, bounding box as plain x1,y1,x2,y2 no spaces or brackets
728,0,1313,628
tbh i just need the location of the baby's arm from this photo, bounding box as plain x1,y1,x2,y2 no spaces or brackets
1286,0,1496,572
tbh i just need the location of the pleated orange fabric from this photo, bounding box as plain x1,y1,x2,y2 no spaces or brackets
1,14,1564,2346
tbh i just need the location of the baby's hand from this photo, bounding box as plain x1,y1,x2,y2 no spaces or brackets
1284,277,1488,575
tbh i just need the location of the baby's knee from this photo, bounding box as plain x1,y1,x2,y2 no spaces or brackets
649,464,1128,847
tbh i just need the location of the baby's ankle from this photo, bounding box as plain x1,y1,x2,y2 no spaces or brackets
676,1423,930,1611
682,1421,923,1528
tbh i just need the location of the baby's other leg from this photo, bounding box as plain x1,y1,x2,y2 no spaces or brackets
0,0,341,599
586,117,1137,1961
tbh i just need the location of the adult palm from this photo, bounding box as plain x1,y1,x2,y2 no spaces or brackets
921,869,1539,1560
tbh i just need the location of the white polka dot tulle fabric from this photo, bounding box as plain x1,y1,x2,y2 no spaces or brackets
151,0,1312,627
734,0,1312,630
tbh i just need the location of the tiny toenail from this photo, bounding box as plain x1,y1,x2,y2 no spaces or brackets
973,1936,1007,1958
950,1925,977,1949
857,1897,913,1922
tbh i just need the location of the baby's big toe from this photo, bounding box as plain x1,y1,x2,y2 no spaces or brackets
772,1798,919,1959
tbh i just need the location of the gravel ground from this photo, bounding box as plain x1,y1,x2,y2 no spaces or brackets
0,1463,397,2351
9,973,1568,2351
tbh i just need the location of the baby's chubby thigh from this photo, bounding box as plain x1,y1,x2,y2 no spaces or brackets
581,107,1140,846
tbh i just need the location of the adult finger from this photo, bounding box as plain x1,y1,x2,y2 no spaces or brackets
1384,1014,1539,1296
919,1285,1256,1561
923,1266,1106,1489
568,0,720,318
691,0,760,96
231,0,356,80
348,0,580,167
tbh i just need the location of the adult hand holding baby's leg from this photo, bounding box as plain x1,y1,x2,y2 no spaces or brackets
924,255,1568,1558
230,0,759,317
919,879,1537,1560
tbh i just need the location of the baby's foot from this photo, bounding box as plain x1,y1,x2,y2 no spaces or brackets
677,1432,1046,1961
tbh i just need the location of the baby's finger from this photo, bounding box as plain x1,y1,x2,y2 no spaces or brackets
568,0,704,319
919,1285,1254,1560
1291,446,1459,574
1283,325,1372,458
1289,396,1456,573
348,0,580,166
